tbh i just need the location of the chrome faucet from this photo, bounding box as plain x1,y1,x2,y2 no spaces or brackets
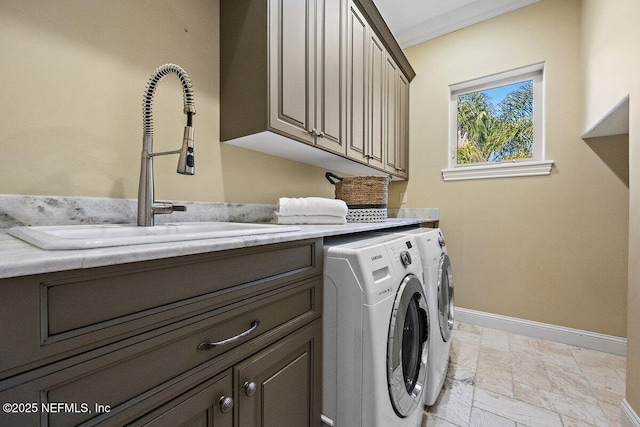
138,64,196,226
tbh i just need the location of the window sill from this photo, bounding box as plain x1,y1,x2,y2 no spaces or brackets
441,160,554,181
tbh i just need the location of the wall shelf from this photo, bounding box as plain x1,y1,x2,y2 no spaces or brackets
582,95,629,139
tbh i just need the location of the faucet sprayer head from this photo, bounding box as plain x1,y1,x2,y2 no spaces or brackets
177,123,195,175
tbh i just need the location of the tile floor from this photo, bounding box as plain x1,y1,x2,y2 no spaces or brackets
422,322,626,427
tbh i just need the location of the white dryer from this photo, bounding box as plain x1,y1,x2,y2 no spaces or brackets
394,228,454,406
322,233,429,427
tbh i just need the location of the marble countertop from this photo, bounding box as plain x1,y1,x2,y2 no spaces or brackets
0,218,431,279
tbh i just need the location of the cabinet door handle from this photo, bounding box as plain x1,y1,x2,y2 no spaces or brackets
218,396,233,414
243,381,257,397
197,320,260,351
318,131,325,138
308,128,318,136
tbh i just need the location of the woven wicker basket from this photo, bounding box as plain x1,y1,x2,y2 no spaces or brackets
325,172,391,222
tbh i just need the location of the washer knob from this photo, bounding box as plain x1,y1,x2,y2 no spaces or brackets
400,251,412,267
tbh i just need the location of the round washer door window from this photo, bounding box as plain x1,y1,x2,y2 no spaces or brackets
438,253,455,342
387,274,429,417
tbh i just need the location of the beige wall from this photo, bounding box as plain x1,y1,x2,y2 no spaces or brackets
393,0,629,341
0,0,335,204
582,0,640,417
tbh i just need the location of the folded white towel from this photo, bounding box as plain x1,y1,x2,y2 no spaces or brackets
277,197,348,218
274,213,347,225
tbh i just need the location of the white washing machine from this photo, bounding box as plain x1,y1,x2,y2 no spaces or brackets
322,233,429,427
394,228,454,406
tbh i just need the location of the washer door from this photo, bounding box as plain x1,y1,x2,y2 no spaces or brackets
438,253,455,342
387,274,429,417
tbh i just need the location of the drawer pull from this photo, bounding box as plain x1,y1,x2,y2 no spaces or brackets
197,320,260,351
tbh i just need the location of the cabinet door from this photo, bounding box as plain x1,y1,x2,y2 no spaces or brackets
129,370,233,427
367,29,386,170
345,1,368,162
235,320,321,427
396,72,409,179
269,0,315,144
384,56,398,174
315,0,346,155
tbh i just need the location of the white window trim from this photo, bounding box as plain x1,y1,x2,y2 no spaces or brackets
442,160,554,181
442,63,553,182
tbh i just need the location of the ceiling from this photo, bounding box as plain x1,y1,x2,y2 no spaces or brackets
371,0,541,48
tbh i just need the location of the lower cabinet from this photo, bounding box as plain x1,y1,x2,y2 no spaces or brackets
0,239,323,427
235,321,321,427
131,321,321,427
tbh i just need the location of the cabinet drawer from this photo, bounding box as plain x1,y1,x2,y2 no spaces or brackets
0,278,321,427
0,239,322,379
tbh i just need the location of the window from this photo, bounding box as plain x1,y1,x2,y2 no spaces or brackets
442,63,553,181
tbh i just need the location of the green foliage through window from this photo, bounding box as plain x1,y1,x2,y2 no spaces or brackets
457,80,533,164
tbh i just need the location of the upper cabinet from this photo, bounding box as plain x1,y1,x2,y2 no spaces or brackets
384,57,409,179
365,19,386,171
267,0,345,154
315,0,346,154
344,2,375,168
220,0,414,179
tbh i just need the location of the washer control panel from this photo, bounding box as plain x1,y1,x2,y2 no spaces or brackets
388,237,421,272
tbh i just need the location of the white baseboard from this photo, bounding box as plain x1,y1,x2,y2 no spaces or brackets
455,307,627,356
622,400,640,427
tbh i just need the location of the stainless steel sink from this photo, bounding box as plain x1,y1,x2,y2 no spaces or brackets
7,222,300,250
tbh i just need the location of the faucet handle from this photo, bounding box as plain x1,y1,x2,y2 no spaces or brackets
153,202,187,214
